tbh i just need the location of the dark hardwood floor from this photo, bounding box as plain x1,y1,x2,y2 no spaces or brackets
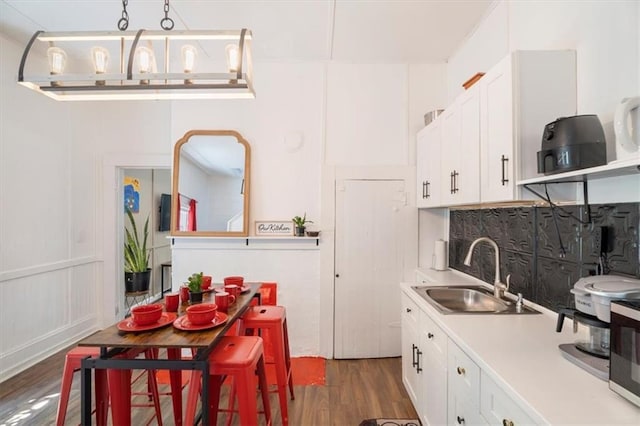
0,345,417,425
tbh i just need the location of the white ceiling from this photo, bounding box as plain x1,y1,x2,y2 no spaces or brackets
0,0,493,63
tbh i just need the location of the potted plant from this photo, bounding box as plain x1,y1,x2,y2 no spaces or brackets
187,272,204,303
292,213,313,237
124,208,151,293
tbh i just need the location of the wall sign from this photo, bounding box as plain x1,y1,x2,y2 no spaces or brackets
255,221,293,236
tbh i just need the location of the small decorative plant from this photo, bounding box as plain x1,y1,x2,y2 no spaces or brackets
292,213,313,236
187,272,204,293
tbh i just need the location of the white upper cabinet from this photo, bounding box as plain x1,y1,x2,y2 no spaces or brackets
416,119,443,208
479,50,577,203
441,84,481,206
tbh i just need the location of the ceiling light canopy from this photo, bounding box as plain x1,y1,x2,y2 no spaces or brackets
17,2,254,101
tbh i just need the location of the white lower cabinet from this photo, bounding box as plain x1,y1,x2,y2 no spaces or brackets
448,340,487,426
419,310,448,426
401,293,421,405
402,289,538,426
480,372,536,426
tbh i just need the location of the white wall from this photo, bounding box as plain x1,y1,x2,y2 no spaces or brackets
418,0,640,270
0,33,172,380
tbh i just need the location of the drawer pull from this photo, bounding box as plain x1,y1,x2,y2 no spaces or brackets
427,332,434,339
457,415,465,425
502,420,514,426
456,366,466,375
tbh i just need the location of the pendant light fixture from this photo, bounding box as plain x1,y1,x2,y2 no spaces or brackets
17,0,255,101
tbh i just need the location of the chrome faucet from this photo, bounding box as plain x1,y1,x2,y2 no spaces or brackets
463,237,509,299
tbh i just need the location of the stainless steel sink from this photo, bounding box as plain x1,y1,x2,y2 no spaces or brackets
411,285,541,315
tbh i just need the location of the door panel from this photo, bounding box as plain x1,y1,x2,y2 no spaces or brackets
334,179,405,358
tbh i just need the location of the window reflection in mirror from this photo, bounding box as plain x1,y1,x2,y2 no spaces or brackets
171,130,250,236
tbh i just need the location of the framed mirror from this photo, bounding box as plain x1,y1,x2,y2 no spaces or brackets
171,130,251,237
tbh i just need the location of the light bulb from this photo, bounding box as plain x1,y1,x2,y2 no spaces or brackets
47,47,66,87
91,46,109,86
181,45,197,73
225,44,240,74
136,46,154,85
181,44,197,84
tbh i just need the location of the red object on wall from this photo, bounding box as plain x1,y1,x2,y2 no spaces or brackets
187,199,197,231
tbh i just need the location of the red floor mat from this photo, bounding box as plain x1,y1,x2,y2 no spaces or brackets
156,356,326,386
267,356,326,386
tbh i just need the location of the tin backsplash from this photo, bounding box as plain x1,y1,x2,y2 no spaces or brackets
449,202,640,312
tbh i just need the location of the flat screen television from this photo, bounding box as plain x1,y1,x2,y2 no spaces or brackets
159,193,171,232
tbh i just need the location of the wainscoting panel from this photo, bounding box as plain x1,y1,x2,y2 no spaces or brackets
0,260,100,381
172,244,321,356
449,202,640,312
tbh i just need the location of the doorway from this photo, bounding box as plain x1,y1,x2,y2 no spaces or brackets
333,179,407,358
101,154,171,328
120,168,172,317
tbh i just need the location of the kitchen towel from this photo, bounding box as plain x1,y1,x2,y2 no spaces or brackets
433,239,448,271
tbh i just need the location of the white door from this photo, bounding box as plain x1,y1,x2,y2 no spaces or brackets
334,179,406,358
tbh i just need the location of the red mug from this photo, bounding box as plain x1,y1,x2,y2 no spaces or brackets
224,276,244,286
179,285,190,304
224,284,240,299
164,293,179,312
215,291,236,313
202,275,212,290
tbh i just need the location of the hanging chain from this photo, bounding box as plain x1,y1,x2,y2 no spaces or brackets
160,0,175,30
117,0,129,31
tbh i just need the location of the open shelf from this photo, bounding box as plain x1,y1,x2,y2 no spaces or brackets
517,158,639,185
169,235,320,249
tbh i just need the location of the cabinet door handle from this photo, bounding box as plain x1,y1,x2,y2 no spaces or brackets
416,348,423,373
427,332,434,339
456,366,466,375
457,415,465,425
412,344,417,368
422,181,427,199
450,172,455,194
502,420,514,426
425,181,430,198
453,170,459,193
501,155,509,186
406,308,412,313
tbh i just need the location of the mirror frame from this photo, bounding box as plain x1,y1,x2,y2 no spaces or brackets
170,129,251,237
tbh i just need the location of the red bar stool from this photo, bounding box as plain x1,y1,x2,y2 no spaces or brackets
56,347,108,426
184,336,272,426
257,282,278,306
107,348,164,426
238,305,294,426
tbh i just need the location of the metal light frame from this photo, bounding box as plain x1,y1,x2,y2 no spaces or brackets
18,29,254,101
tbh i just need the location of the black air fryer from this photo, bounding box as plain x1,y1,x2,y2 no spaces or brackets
537,115,607,175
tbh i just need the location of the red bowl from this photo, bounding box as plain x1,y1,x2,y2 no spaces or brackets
186,303,218,325
130,304,163,326
223,276,244,285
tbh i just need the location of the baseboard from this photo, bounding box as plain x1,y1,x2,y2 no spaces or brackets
0,316,99,383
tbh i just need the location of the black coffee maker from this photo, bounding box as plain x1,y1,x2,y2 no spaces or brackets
556,307,611,359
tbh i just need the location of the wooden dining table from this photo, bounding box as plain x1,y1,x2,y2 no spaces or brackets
77,282,262,426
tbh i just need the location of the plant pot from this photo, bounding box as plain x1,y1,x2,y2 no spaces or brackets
125,269,151,293
189,291,204,304
295,226,306,237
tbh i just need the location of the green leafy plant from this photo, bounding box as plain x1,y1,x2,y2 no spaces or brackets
292,213,313,228
187,272,204,293
124,208,150,273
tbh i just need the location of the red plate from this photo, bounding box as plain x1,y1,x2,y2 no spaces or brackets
117,312,177,332
212,285,250,293
173,312,228,331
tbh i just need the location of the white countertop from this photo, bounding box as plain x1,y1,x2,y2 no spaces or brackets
404,267,640,425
